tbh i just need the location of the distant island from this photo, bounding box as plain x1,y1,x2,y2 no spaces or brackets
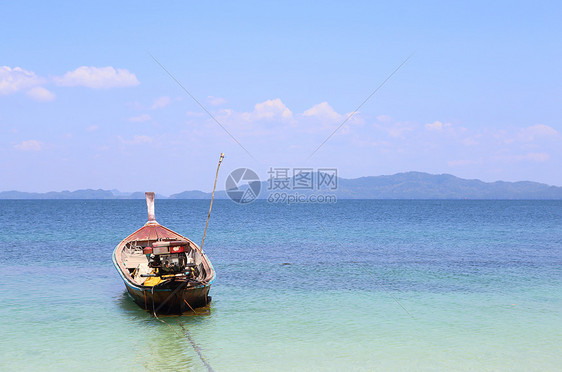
2,172,562,199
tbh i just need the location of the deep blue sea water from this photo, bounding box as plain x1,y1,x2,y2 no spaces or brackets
0,200,561,371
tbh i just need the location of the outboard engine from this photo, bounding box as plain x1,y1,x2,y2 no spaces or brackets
143,241,192,275
155,253,187,274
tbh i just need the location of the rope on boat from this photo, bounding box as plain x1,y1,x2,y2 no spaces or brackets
184,299,196,313
154,281,188,313
179,321,215,372
150,289,214,372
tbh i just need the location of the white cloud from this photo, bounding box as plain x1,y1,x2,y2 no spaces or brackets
129,114,151,123
54,66,139,89
208,99,295,137
26,86,55,101
119,135,154,145
374,120,416,138
207,96,227,106
425,121,451,131
386,122,416,138
376,115,393,123
0,66,44,94
495,124,559,144
130,135,153,144
494,152,551,163
519,124,558,141
302,102,343,122
86,125,99,132
461,136,479,146
448,159,482,166
14,139,42,151
207,99,363,137
186,111,206,117
525,152,550,162
151,96,171,109
245,98,293,121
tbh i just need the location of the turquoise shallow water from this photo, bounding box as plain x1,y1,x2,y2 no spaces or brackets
0,200,561,371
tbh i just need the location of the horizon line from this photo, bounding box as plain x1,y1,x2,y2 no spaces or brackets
1,170,562,197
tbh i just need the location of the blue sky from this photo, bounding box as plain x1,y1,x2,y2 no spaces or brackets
1,1,561,194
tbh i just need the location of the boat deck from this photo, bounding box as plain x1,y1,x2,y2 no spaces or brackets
123,254,148,269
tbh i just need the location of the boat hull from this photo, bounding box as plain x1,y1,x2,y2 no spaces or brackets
124,281,211,314
112,237,215,314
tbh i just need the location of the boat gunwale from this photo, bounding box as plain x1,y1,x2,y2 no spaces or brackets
112,223,216,292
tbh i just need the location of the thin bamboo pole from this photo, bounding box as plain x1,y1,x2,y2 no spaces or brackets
201,153,224,251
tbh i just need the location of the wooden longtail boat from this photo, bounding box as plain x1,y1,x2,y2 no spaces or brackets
113,192,216,314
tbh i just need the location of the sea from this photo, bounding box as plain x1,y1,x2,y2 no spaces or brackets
0,199,560,371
